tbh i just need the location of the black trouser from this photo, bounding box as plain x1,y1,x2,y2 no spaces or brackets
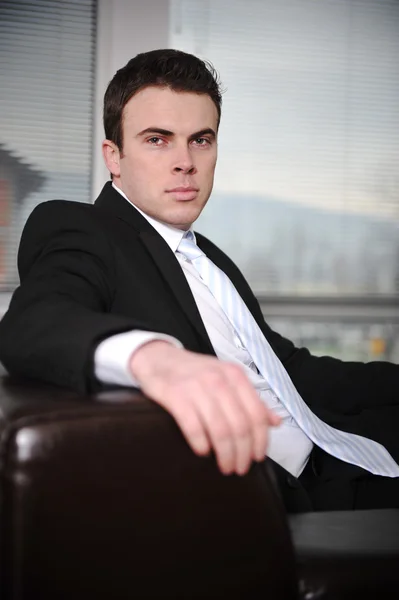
300,447,399,511
267,449,399,513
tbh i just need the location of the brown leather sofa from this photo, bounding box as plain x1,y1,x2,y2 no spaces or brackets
1,366,398,599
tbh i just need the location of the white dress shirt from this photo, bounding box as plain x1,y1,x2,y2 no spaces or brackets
95,184,313,476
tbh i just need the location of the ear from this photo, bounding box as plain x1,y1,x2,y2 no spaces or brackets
102,139,121,177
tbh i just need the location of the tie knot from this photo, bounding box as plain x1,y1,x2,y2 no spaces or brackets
178,231,205,262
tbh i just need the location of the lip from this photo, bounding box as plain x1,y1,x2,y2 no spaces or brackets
166,186,199,201
167,187,199,193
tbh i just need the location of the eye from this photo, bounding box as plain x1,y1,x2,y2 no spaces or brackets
148,136,163,145
193,137,210,146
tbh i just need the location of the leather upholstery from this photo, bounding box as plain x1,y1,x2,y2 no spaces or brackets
0,370,297,599
1,367,399,599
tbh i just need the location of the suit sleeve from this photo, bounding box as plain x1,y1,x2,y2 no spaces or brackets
0,201,157,392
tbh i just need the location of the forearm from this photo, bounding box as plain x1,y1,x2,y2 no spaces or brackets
0,292,154,392
94,331,183,387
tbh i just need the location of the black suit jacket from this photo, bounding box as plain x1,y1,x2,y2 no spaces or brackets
1,182,399,468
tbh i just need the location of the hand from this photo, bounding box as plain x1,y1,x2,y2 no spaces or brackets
129,341,281,475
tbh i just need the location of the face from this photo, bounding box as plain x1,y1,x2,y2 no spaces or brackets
102,86,218,230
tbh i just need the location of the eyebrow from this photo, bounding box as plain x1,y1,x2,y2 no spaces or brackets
137,127,217,140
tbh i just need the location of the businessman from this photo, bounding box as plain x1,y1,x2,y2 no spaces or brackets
0,49,398,511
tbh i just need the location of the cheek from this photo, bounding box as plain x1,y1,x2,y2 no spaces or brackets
199,152,216,172
125,157,162,189
204,160,217,184
139,155,166,179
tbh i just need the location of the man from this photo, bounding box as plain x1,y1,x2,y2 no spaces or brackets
0,49,398,511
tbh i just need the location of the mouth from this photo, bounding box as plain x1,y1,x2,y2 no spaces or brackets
166,187,199,201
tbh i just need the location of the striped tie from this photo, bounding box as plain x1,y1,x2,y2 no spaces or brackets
178,231,399,477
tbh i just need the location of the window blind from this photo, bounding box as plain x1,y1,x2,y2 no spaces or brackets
0,0,96,290
169,0,399,297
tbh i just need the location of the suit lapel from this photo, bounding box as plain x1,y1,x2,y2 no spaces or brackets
95,183,214,352
139,229,213,350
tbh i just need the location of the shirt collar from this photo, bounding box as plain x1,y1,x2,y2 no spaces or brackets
112,182,192,253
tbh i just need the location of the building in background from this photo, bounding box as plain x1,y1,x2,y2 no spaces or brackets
0,144,45,286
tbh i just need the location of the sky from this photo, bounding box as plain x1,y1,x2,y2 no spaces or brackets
1,0,398,218
170,0,399,218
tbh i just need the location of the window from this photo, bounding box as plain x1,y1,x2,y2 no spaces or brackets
1,0,398,362
0,0,97,291
168,0,399,360
170,0,399,298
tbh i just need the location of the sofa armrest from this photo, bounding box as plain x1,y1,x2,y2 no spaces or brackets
0,372,298,600
290,503,399,599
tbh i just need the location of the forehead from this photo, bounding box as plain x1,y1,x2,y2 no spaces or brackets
122,86,218,133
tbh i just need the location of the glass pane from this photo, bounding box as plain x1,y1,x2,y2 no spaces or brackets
169,0,399,297
268,317,399,362
0,0,97,290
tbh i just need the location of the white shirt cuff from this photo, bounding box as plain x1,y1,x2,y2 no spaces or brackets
94,330,183,388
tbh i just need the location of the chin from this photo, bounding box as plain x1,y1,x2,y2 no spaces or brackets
169,206,203,229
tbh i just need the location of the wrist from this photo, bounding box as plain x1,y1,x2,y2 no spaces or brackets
129,339,175,381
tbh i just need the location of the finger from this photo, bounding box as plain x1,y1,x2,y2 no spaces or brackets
268,410,282,427
226,365,272,462
207,381,254,475
190,380,237,475
158,392,211,458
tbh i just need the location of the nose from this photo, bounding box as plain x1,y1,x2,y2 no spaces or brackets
172,145,197,175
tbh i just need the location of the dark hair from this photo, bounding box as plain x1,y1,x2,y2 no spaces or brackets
103,48,223,150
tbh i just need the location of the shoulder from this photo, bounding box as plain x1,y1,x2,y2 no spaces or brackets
27,199,97,226
195,230,299,360
195,230,258,313
195,231,249,287
18,200,114,279
21,199,113,242
195,231,233,266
